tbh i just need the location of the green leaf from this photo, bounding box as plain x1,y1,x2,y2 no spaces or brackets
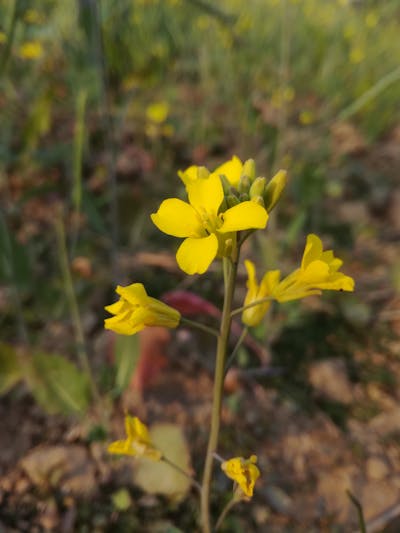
0,343,22,395
26,352,91,415
133,423,192,503
114,334,140,394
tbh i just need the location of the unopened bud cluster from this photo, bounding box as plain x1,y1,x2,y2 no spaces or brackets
219,158,287,213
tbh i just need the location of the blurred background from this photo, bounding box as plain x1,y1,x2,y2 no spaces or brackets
1,0,400,531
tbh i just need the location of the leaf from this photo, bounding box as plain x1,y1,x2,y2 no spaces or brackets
114,333,141,394
26,352,91,415
0,343,22,395
133,423,192,503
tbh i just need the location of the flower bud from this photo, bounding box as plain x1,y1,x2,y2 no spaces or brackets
251,195,265,208
263,169,287,212
219,174,232,195
238,175,251,194
241,158,256,183
249,177,266,199
226,194,240,208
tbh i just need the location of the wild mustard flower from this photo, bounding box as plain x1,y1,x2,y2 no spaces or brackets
104,283,180,335
151,172,268,275
146,101,169,124
242,234,354,326
221,455,260,498
108,415,162,461
18,41,43,60
242,260,280,327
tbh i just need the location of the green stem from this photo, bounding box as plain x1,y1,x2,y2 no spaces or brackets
200,256,238,533
55,213,100,403
180,317,219,338
231,296,273,317
215,496,240,531
346,490,366,533
162,456,202,493
224,327,248,373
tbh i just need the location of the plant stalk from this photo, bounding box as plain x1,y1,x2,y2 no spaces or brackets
200,256,238,533
55,213,100,403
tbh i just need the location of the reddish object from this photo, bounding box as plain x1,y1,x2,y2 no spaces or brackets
130,327,170,392
163,290,221,318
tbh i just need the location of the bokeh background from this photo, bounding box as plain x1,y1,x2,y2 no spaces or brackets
1,0,400,531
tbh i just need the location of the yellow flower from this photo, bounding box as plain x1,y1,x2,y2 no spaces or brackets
0,31,7,44
146,101,169,124
178,156,243,189
274,234,355,301
349,46,365,65
104,283,180,335
242,234,354,326
151,173,268,275
221,455,260,498
242,260,280,327
24,9,44,24
108,415,162,461
18,41,43,60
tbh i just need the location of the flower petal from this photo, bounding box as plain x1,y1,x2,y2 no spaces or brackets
151,199,203,237
108,440,132,455
301,234,323,269
104,313,144,335
244,260,258,304
186,173,223,216
214,155,243,187
126,416,150,442
178,165,209,185
116,283,147,305
176,234,218,275
219,201,268,233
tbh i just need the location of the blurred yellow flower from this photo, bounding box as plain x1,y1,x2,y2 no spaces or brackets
18,41,43,60
146,101,169,124
349,46,365,64
299,110,315,125
365,12,379,29
24,9,44,24
104,283,180,335
108,415,162,461
271,87,295,109
221,455,260,498
0,31,7,44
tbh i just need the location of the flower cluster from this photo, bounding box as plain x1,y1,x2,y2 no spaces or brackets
151,156,286,275
242,234,355,327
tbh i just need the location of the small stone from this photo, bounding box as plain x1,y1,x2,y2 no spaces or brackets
309,359,353,404
362,480,399,521
369,408,400,437
252,504,270,525
21,445,97,496
366,456,390,481
263,485,294,516
317,466,357,523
